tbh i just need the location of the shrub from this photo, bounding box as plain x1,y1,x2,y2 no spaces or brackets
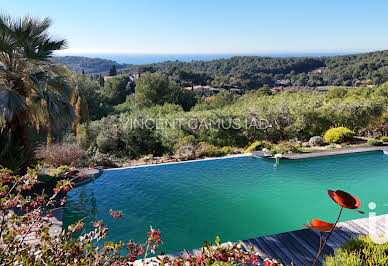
244,141,261,153
367,139,383,146
173,135,197,151
308,136,325,146
381,136,388,142
244,140,273,153
219,146,236,155
324,127,355,144
196,142,223,157
36,143,85,166
324,236,388,266
87,148,120,168
271,141,302,154
174,135,197,160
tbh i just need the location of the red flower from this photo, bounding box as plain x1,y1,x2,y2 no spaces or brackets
109,209,123,219
264,258,280,266
328,190,364,214
302,219,341,232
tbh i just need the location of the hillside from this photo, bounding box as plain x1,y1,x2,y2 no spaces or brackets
55,51,388,89
53,56,131,73
142,50,388,88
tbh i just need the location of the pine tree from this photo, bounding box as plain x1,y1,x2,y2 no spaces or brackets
99,73,104,87
109,65,117,76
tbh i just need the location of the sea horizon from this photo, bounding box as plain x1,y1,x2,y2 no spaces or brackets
55,51,371,65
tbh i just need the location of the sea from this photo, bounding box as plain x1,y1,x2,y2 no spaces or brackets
59,52,358,65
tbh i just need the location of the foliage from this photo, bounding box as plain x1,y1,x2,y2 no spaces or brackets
244,140,273,153
0,167,266,265
196,142,223,157
244,141,261,153
0,128,34,173
219,146,236,155
36,143,84,166
381,136,388,142
134,72,196,111
359,123,388,138
323,127,355,144
324,236,388,266
80,82,388,160
54,56,129,74
74,74,112,120
367,139,383,146
0,15,75,149
109,64,117,76
192,91,236,111
86,148,120,168
309,136,325,146
87,114,167,159
99,74,131,105
137,51,388,89
174,136,197,160
271,141,302,154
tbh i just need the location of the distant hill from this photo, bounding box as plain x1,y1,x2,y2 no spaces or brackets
54,51,388,88
53,56,132,74
142,50,388,88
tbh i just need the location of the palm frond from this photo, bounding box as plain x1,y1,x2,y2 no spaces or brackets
0,84,27,122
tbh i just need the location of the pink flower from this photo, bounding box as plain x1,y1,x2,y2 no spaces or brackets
109,209,123,219
264,258,280,266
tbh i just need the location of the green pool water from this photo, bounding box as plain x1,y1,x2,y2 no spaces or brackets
63,151,388,254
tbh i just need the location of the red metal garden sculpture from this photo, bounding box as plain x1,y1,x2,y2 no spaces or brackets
302,190,364,266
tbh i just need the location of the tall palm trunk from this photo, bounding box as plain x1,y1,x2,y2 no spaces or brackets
9,111,31,150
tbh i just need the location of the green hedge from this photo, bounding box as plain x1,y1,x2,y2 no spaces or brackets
368,139,383,146
323,127,355,144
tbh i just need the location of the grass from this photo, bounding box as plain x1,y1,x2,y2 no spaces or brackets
324,235,388,266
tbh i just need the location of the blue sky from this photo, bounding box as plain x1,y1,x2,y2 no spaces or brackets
2,0,388,54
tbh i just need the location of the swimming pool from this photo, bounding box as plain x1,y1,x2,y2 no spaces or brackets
63,151,388,254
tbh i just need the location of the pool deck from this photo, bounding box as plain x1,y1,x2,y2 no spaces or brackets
250,145,388,160
139,214,387,266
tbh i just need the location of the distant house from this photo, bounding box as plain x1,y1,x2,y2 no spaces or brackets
270,86,283,94
104,72,139,83
274,79,290,86
103,76,114,82
183,85,226,96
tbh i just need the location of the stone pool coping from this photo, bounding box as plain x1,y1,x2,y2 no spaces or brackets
104,153,249,171
250,145,388,160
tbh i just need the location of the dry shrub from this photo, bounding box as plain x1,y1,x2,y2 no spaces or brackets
37,143,84,166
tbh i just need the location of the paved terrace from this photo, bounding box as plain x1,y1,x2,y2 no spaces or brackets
250,145,388,160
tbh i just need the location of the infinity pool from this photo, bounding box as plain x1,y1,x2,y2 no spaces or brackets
63,151,388,254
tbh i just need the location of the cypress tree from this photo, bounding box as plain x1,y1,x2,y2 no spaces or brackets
109,65,117,76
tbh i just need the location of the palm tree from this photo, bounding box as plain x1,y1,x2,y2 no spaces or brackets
0,15,75,150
